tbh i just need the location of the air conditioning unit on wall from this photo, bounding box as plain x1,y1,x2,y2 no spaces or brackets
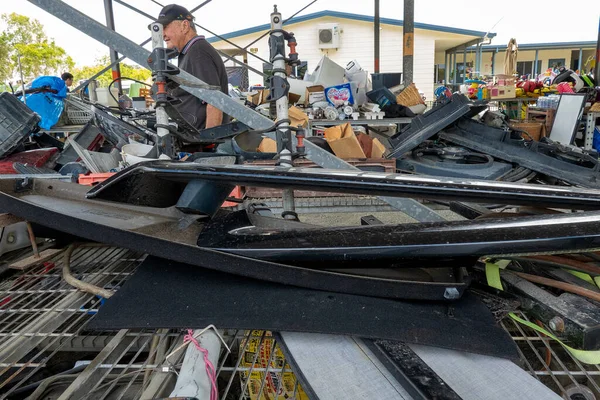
318,23,340,49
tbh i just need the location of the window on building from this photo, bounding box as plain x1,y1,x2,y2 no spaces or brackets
435,64,446,83
516,61,543,77
548,58,565,70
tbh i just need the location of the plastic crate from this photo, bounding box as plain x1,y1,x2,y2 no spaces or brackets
0,92,40,158
66,108,93,124
78,172,115,186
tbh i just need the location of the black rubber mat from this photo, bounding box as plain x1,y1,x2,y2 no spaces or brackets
88,256,519,360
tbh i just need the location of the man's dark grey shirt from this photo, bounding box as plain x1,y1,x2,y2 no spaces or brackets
171,36,228,130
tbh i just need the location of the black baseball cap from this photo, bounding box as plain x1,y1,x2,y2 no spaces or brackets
154,4,194,26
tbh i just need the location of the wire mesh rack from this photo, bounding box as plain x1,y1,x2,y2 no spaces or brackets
3,244,600,399
501,311,600,399
0,245,308,400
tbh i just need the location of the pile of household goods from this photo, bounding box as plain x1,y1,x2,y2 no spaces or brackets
246,56,426,122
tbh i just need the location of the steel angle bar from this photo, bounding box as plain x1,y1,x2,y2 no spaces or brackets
29,0,443,222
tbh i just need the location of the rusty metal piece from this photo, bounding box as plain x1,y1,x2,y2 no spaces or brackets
549,316,565,333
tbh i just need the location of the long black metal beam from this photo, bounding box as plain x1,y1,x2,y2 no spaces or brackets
201,209,600,262
86,161,600,210
0,179,466,301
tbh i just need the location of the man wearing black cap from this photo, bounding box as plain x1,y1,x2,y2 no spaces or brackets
155,4,228,130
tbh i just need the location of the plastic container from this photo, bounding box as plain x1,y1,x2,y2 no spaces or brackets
366,87,397,108
0,92,41,158
371,72,402,90
95,87,119,107
121,143,159,165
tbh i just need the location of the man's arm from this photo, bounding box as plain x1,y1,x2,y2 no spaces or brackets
205,104,223,129
186,45,224,128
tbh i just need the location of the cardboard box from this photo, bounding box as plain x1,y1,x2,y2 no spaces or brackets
356,133,373,157
324,123,366,159
372,138,387,158
257,138,277,153
247,89,269,105
248,89,301,105
304,85,325,106
288,106,308,128
490,85,516,100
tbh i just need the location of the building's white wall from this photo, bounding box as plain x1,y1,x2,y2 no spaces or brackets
213,17,440,101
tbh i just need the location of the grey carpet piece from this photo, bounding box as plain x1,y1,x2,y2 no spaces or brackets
279,332,413,400
410,344,561,400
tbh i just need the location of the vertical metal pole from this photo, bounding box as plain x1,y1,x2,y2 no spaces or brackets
402,0,414,85
88,80,98,103
463,47,467,83
150,23,171,140
374,0,380,73
477,44,482,76
578,48,583,72
17,54,26,105
453,51,457,85
444,52,449,84
104,0,122,94
492,50,496,76
270,6,296,219
533,49,538,77
596,16,600,80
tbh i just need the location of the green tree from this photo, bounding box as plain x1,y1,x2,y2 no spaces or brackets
72,55,151,87
0,13,74,82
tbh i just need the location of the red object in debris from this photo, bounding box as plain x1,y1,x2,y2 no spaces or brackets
78,173,116,186
0,148,59,174
221,186,244,208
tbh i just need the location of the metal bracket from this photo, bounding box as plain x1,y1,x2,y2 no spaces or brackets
266,76,290,102
14,177,33,193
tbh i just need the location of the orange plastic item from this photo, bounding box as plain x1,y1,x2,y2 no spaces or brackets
221,186,244,208
78,173,115,186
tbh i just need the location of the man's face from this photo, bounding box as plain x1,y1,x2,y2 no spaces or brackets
163,20,188,50
65,78,73,87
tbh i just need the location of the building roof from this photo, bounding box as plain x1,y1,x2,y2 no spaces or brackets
477,41,597,52
206,10,495,43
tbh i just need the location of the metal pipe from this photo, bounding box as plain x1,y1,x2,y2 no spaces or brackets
402,0,414,84
596,16,600,80
578,48,583,72
533,49,538,77
270,6,295,219
444,52,448,84
374,0,380,73
103,0,122,94
150,22,170,140
463,47,467,84
17,54,26,105
453,51,457,85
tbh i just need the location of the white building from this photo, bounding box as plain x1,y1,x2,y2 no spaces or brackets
207,10,495,101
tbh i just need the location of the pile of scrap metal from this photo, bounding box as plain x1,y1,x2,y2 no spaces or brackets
2,1,600,398
389,92,598,188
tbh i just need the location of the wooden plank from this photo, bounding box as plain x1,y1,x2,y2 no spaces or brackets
9,248,63,270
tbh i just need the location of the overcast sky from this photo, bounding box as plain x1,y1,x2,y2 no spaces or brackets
1,0,598,68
